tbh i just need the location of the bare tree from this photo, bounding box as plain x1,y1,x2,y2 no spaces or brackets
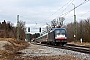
51,19,57,28
65,18,90,42
18,20,26,40
66,23,74,42
51,17,65,28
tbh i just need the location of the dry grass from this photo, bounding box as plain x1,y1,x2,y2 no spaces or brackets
0,38,29,60
68,41,90,46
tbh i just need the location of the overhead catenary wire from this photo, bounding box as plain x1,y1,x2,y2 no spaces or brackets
44,0,90,29
53,0,74,20
44,0,74,26
77,10,90,20
44,0,74,21
59,0,90,17
59,0,74,16
51,0,74,16
80,10,90,17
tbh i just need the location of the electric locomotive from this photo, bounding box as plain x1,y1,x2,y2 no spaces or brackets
48,28,67,45
36,28,67,46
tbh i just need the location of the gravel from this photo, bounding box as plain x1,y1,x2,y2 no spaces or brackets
20,43,90,60
0,41,11,50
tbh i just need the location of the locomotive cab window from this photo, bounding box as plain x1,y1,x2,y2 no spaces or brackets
55,30,65,35
55,29,66,38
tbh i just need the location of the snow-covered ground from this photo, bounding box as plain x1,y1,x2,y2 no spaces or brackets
20,43,90,60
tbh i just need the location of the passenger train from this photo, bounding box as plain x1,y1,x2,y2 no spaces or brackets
35,28,67,46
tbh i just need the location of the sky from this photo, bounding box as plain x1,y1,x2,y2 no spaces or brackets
0,0,90,33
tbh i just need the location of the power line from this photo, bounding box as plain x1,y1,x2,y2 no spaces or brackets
44,0,90,28
60,0,90,17
52,0,74,15
80,10,90,17
43,0,74,26
59,0,74,16
44,0,74,20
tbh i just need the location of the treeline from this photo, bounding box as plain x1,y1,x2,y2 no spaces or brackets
0,20,25,40
65,18,90,42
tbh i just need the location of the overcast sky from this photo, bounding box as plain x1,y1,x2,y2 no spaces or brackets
0,0,90,33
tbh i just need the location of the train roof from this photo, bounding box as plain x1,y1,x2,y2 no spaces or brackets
54,28,66,30
48,28,66,33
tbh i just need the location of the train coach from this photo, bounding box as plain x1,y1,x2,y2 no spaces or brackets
36,28,67,46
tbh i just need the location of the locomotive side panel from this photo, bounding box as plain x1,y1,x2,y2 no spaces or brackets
41,34,48,43
48,31,54,42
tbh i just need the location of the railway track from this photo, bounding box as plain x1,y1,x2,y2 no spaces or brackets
33,42,90,54
61,44,90,54
66,44,90,48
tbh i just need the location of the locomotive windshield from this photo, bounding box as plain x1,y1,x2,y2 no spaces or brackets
55,29,65,35
55,29,66,37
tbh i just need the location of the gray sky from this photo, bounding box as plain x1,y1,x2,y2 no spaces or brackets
0,0,90,33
